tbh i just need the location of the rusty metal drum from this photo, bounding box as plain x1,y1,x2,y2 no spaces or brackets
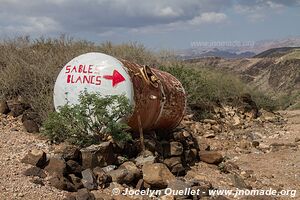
54,53,186,132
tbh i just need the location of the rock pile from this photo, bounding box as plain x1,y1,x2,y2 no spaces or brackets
0,98,40,133
21,129,217,200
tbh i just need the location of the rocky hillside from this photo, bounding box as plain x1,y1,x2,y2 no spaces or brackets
186,47,300,108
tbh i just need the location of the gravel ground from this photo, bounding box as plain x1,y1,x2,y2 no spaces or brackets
0,114,67,200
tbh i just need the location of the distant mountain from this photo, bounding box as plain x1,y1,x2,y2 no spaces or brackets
178,36,300,59
254,47,300,58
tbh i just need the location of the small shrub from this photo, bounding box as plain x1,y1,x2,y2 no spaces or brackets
42,91,132,147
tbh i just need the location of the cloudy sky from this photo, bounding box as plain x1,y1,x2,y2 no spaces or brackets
0,0,299,49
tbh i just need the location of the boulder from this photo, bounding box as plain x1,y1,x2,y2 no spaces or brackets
81,142,116,169
68,174,84,190
44,157,67,176
119,161,141,183
184,149,198,164
66,160,83,175
106,168,128,184
170,164,185,176
21,149,47,168
23,120,39,133
61,145,82,162
48,174,76,192
23,166,47,178
142,163,176,189
163,157,182,169
0,100,9,114
199,151,223,165
135,154,156,167
81,169,97,190
93,167,112,187
162,141,183,157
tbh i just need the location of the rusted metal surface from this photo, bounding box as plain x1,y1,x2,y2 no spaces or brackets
121,59,186,132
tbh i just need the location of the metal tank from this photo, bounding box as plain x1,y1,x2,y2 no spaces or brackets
54,52,186,132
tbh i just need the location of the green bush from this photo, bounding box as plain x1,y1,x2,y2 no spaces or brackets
42,91,132,147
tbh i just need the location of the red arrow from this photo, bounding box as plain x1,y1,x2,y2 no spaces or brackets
103,70,126,87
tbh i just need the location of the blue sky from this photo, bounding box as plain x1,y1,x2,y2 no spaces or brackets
0,0,299,50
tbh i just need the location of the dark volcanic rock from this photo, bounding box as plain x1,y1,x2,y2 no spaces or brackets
81,142,116,169
23,120,39,133
44,157,67,176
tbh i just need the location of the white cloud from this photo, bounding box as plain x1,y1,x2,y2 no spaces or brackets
189,12,228,25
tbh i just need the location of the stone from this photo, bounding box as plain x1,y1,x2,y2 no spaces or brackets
76,188,96,200
81,142,116,169
167,179,191,199
81,169,97,190
163,142,183,157
199,151,223,165
30,177,45,186
203,133,215,138
44,157,67,176
119,161,141,183
219,161,239,174
203,119,217,125
21,109,40,123
69,174,84,190
61,145,82,162
170,164,186,176
230,174,250,189
23,166,47,178
23,120,39,133
184,149,198,164
0,100,9,114
252,141,260,148
142,163,176,189
163,157,182,168
195,136,210,151
21,149,47,168
66,160,83,175
48,174,77,192
6,100,26,117
259,109,278,122
136,179,145,190
232,115,241,126
135,155,156,167
107,168,128,184
116,156,127,165
101,165,117,173
295,137,300,143
93,167,112,187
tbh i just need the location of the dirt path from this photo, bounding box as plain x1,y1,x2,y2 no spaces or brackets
235,110,300,198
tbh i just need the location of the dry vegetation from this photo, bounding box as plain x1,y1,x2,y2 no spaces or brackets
0,36,276,123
